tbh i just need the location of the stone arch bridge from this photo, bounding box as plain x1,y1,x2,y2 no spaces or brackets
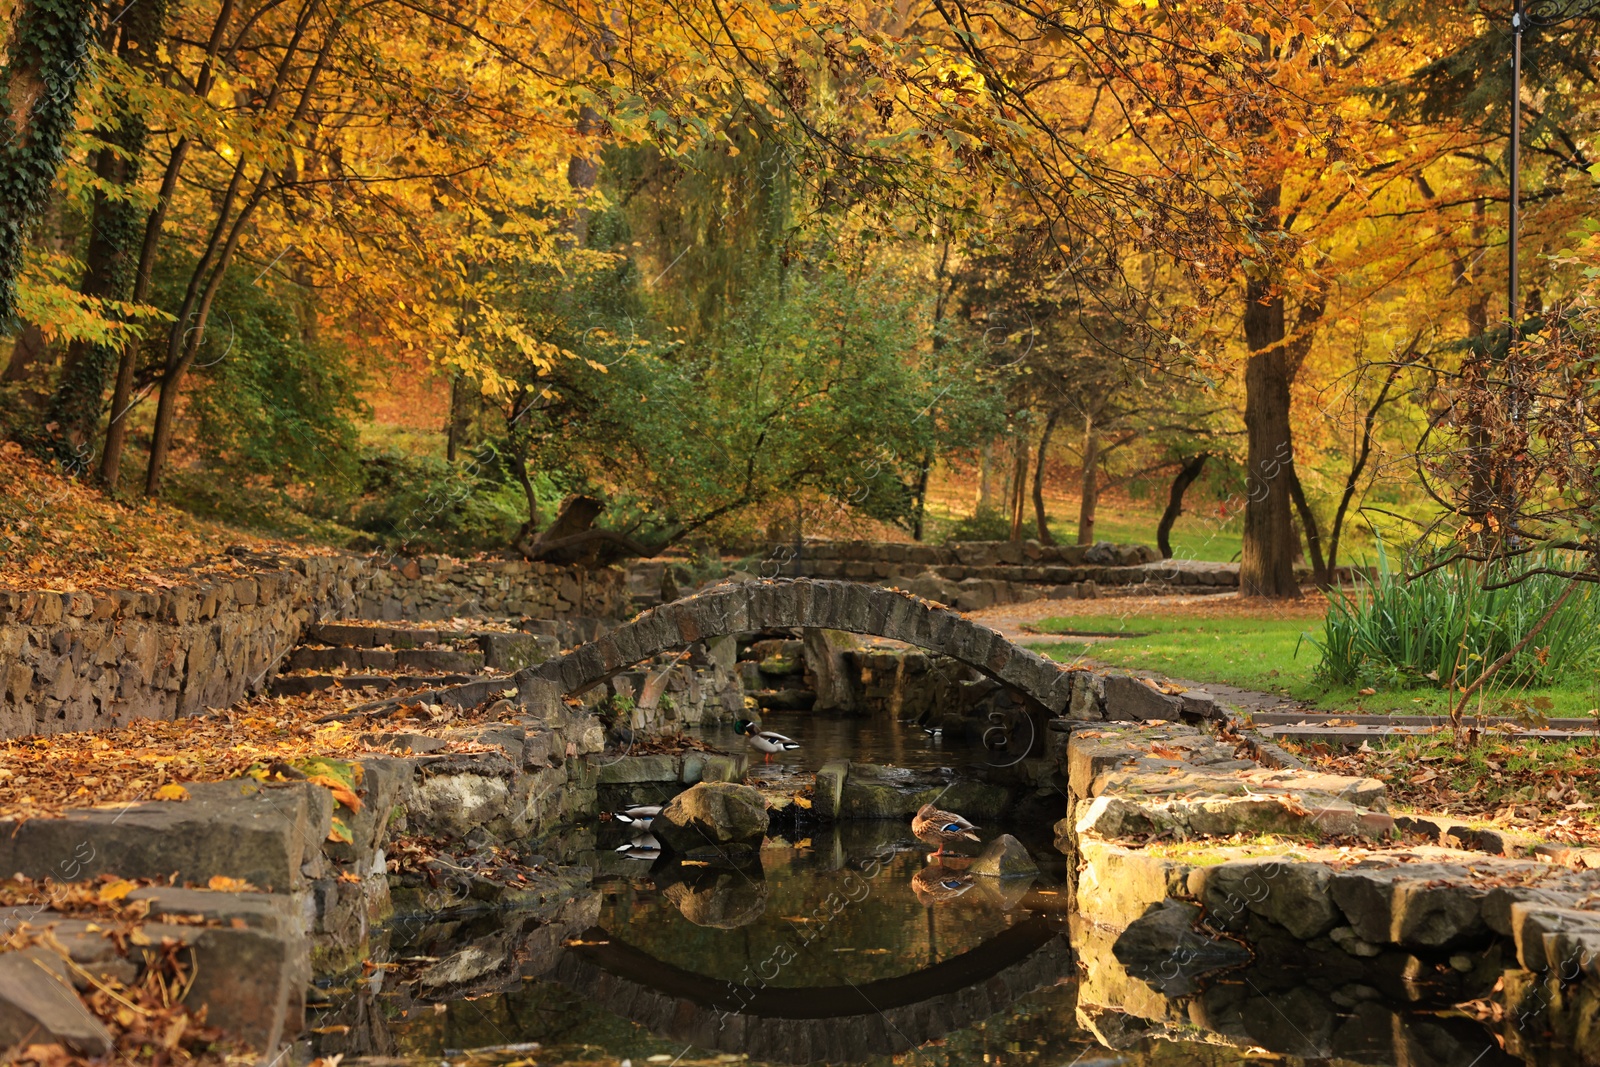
360,577,1177,726
512,578,1085,712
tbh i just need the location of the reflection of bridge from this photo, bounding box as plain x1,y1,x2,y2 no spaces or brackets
525,578,1082,709
551,916,1072,1063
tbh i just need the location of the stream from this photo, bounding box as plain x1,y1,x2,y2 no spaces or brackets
323,712,1574,1067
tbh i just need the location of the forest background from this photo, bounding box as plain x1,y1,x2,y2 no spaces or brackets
2,0,1598,601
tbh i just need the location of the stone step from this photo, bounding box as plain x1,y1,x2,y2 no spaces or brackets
287,646,486,673
0,888,310,1051
267,672,482,697
307,622,462,648
0,780,331,893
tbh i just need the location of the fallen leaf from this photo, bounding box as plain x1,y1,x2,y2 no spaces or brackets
152,783,190,801
206,875,255,892
98,879,137,903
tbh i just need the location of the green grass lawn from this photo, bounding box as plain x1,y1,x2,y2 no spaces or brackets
1029,612,1600,718
1043,509,1245,563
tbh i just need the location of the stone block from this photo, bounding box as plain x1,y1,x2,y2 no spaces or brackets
0,780,330,892
0,949,113,1055
814,761,848,820
597,754,682,784
1189,858,1340,939
1102,674,1184,720
1075,839,1192,929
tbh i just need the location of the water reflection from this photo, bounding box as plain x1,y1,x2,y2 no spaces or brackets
315,775,1585,1066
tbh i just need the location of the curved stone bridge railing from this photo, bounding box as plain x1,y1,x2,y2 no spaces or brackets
551,916,1070,1063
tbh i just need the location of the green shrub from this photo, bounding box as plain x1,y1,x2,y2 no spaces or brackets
943,504,1013,543
1311,542,1600,692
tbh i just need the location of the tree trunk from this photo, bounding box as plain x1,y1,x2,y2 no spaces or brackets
47,4,159,466
1008,434,1029,541
145,4,338,495
1156,453,1209,559
1032,410,1058,544
1240,269,1300,598
1287,465,1327,586
101,0,233,490
4,323,46,382
977,440,995,509
1076,411,1099,545
0,0,96,328
911,450,932,541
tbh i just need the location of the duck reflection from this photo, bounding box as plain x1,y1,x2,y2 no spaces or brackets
911,864,976,905
656,858,769,929
614,833,663,861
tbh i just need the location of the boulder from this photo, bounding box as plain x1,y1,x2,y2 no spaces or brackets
967,833,1040,878
653,782,770,854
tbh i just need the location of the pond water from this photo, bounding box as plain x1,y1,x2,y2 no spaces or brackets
328,712,1579,1067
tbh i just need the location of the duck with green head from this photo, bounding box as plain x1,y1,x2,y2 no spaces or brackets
736,718,800,761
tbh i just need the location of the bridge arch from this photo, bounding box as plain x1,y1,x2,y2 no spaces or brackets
517,578,1083,711
549,916,1071,1063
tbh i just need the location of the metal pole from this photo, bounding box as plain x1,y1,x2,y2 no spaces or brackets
1510,0,1524,339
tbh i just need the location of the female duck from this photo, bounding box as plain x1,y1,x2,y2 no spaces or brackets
737,719,800,761
912,802,981,857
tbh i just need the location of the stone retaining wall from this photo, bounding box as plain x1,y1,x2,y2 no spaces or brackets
1055,719,1600,1053
0,698,607,1055
0,551,629,740
737,539,1243,611
355,555,630,621
0,552,369,739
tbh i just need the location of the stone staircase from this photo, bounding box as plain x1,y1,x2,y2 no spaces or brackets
267,619,592,698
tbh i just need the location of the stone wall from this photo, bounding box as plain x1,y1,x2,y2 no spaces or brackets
0,552,369,739
0,550,631,741
735,539,1243,611
354,555,631,621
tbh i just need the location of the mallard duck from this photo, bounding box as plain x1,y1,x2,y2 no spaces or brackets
613,805,662,828
911,865,975,905
737,719,800,761
912,802,980,857
615,833,662,861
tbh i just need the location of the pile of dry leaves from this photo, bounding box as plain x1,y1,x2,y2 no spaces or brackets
0,689,524,820
1290,734,1600,846
0,443,312,590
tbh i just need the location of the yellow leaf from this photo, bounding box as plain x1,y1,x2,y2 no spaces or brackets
98,879,138,903
206,875,254,892
327,817,354,844
152,783,189,801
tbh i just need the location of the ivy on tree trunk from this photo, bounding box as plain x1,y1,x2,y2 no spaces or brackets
0,0,96,329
